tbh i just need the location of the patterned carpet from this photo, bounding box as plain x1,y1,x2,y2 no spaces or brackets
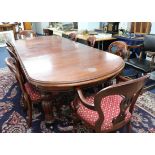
0,67,155,133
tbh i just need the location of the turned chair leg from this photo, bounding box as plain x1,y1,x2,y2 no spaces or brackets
126,121,131,133
22,95,28,111
27,102,32,128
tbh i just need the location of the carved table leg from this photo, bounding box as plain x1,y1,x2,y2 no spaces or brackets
42,100,54,124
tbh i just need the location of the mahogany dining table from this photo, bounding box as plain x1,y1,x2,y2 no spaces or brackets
14,36,125,123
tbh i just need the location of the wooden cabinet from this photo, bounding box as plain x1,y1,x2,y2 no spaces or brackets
107,22,119,34
130,22,151,34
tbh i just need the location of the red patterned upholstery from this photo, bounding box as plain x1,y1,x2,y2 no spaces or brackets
76,95,131,131
24,83,41,101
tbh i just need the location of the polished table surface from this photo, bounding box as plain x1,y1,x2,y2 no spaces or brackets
15,36,124,90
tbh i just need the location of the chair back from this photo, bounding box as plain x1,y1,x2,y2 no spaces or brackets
94,75,149,132
6,46,27,82
5,57,27,97
87,36,96,47
19,30,36,39
108,41,129,60
144,35,155,51
43,29,50,36
68,32,77,41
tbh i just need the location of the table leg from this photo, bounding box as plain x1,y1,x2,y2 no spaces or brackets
102,41,104,50
98,41,100,49
42,100,54,124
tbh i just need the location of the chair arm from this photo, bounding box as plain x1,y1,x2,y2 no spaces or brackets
76,87,95,110
116,75,131,83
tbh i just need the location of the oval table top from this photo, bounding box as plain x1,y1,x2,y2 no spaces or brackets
15,36,125,90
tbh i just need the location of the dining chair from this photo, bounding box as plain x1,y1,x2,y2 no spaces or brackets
87,35,96,47
68,32,77,41
5,57,53,127
108,41,140,79
18,30,36,39
43,28,50,36
71,75,148,132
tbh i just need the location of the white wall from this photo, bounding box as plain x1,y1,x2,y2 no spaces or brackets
150,22,155,34
32,22,49,35
78,22,100,31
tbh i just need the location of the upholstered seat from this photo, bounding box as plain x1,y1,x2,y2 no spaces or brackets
5,46,54,127
72,75,148,132
24,83,41,101
75,95,131,131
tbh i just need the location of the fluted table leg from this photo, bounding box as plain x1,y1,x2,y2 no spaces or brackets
42,99,54,124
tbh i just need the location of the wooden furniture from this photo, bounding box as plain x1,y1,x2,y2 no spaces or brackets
108,41,129,59
114,35,144,59
14,36,125,122
72,75,148,132
68,32,77,41
43,29,53,36
23,22,32,30
18,30,36,39
63,32,116,50
126,35,155,90
130,22,151,34
126,35,155,73
5,46,52,127
108,41,139,78
87,36,96,47
0,23,17,39
107,22,119,34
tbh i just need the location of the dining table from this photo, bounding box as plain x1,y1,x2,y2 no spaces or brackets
14,35,125,123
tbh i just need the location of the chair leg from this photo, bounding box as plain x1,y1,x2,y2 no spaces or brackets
22,95,28,111
27,102,32,128
126,121,131,133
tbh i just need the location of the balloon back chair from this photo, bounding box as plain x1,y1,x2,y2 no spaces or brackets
87,35,96,47
5,47,53,127
43,29,49,36
108,41,139,79
18,30,36,39
72,75,148,132
68,32,77,41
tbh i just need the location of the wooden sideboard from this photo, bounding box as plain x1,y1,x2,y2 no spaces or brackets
130,22,151,34
0,23,17,39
